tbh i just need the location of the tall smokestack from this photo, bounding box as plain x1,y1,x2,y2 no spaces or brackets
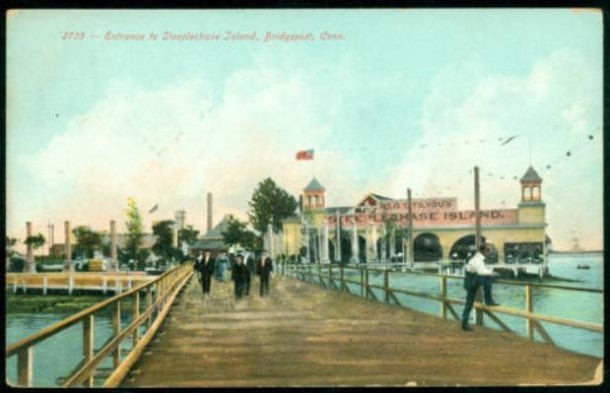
207,192,213,234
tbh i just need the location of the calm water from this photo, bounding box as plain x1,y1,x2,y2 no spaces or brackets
5,310,138,387
5,252,604,386
342,252,604,358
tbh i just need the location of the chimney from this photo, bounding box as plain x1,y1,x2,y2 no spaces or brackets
207,192,213,234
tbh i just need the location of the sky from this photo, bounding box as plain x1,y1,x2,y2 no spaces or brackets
6,9,603,252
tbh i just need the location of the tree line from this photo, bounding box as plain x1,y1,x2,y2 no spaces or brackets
6,177,299,271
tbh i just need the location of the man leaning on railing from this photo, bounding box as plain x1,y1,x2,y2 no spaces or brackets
461,244,500,331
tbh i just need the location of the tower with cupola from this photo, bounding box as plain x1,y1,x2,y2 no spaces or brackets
518,166,545,224
303,178,326,211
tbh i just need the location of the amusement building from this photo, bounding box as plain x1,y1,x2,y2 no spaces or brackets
280,166,548,268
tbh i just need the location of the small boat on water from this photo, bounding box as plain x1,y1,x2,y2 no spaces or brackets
577,264,590,270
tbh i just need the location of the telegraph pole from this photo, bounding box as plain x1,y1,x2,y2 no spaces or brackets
474,166,482,250
407,188,414,268
473,165,483,326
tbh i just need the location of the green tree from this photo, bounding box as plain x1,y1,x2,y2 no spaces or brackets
178,225,199,245
135,248,150,271
72,226,102,258
5,237,17,258
152,220,175,262
222,216,262,250
125,197,144,260
24,233,46,250
248,178,298,235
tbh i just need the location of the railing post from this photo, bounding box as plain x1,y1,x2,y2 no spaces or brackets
132,291,140,348
365,268,369,299
83,315,94,387
340,264,344,291
440,276,447,319
360,268,365,297
17,347,33,387
383,268,389,303
328,263,332,288
475,288,483,326
112,301,121,368
525,284,534,340
43,277,48,295
146,286,153,328
68,275,74,295
318,264,322,286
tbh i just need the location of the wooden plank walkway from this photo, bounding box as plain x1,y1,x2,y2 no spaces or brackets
121,275,601,387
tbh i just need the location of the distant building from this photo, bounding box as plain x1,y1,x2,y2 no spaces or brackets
51,234,158,258
282,167,547,264
190,214,233,254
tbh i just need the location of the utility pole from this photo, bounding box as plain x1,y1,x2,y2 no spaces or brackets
474,166,482,250
473,165,483,326
407,188,414,268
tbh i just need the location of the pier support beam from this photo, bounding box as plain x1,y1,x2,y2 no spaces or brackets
369,224,378,263
322,221,330,263
334,211,341,262
109,220,119,272
64,221,74,272
350,220,359,263
25,221,36,273
407,188,414,268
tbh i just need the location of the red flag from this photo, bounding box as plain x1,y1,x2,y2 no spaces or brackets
296,149,314,160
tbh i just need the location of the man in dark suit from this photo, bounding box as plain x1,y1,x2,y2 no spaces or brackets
194,251,203,284
232,254,249,300
199,250,215,295
257,250,274,297
244,251,256,296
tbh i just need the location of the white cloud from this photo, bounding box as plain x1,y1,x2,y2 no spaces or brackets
388,50,602,249
8,50,602,251
12,65,345,244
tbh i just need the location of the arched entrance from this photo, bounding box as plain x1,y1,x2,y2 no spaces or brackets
340,231,352,263
413,233,443,262
448,235,497,262
449,235,481,261
375,229,409,262
376,236,390,261
358,235,367,263
328,240,336,263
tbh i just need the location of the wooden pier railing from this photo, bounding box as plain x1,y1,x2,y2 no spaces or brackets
5,263,193,388
281,263,603,349
5,272,153,295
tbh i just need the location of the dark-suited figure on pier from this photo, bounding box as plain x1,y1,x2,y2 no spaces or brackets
232,254,249,300
462,244,500,331
244,251,256,296
194,251,203,284
257,250,273,297
198,251,215,295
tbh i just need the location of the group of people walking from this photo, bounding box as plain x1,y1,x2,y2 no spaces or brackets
194,243,499,330
193,250,274,300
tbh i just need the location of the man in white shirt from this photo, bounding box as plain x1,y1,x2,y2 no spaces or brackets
462,244,500,331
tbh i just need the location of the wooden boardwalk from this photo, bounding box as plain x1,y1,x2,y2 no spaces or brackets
121,274,601,387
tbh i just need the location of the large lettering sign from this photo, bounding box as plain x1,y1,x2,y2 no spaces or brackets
329,196,519,228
